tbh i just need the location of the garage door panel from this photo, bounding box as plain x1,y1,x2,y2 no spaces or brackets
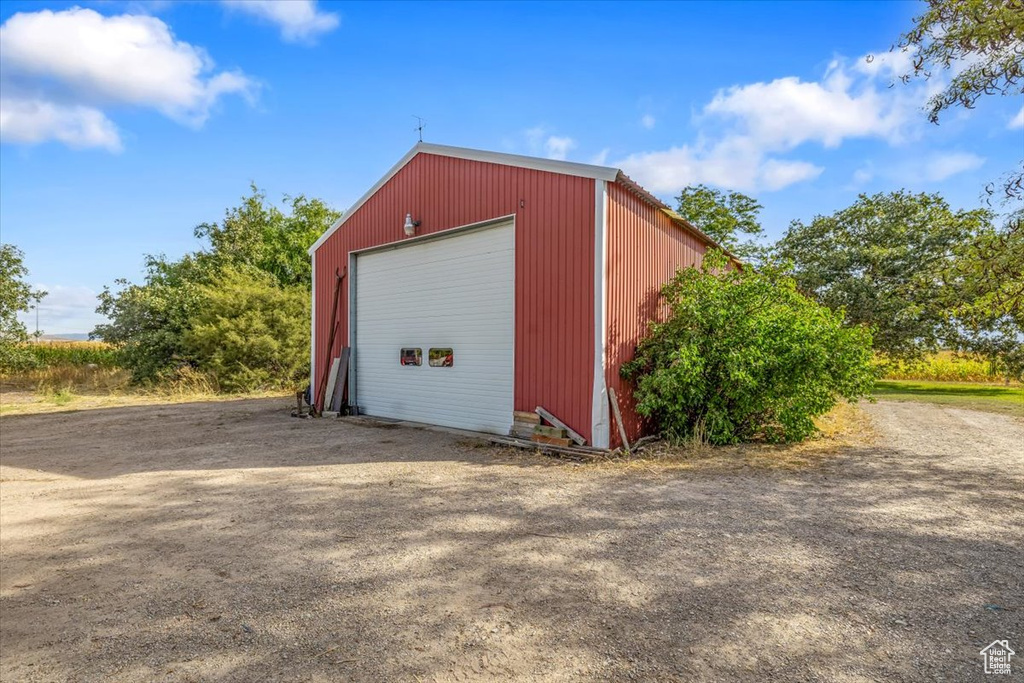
355,222,514,434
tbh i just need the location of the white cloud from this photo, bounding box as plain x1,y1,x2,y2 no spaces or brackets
925,152,985,181
616,139,822,194
17,285,106,336
0,99,121,151
758,158,825,190
854,49,916,82
851,167,874,186
221,0,339,43
589,148,610,166
640,114,656,130
895,151,986,183
524,126,577,160
1010,106,1024,130
703,59,923,150
614,53,936,193
0,7,256,150
544,135,576,161
851,151,986,187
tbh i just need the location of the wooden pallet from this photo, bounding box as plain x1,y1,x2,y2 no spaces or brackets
509,410,541,438
489,435,609,461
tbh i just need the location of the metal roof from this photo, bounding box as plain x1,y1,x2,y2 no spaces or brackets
310,142,737,261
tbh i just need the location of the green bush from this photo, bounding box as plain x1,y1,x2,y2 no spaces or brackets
184,268,310,393
1,243,46,372
94,254,212,383
0,344,39,372
621,252,876,444
94,187,339,387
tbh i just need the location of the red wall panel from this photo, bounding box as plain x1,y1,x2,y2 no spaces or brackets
313,153,596,441
604,182,709,446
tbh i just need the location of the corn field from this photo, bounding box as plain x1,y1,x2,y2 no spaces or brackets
21,341,119,368
878,352,1010,384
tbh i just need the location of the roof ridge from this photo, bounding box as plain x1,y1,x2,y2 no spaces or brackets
310,142,742,266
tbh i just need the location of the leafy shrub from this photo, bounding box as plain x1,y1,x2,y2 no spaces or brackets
0,344,39,372
94,254,211,384
621,252,876,444
184,268,310,393
94,187,339,386
1,243,46,372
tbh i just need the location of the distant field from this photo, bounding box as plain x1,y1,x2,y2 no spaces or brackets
874,380,1024,417
22,340,118,368
0,341,292,416
878,351,1013,384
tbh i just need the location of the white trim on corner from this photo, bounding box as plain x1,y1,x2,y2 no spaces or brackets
591,180,611,449
509,213,517,434
347,251,357,412
310,253,317,402
308,143,619,256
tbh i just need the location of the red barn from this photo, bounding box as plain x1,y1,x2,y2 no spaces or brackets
309,143,726,448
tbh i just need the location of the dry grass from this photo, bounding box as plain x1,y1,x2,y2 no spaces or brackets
2,365,132,393
596,401,875,473
0,390,291,416
0,366,288,416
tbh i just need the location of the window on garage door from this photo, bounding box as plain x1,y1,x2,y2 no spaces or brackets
429,348,454,367
400,348,422,366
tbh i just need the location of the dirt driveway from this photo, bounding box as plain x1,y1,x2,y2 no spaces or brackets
1,399,1021,682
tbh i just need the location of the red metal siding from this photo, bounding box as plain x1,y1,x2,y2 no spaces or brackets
313,153,596,441
605,182,709,446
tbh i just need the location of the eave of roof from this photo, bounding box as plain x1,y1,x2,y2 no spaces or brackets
614,171,742,266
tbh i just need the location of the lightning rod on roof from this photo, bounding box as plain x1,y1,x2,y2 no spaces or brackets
413,115,425,142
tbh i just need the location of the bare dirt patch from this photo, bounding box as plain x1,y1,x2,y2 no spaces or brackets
1,398,1021,682
0,385,290,417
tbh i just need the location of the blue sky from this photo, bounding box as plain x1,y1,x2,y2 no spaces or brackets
2,0,1022,334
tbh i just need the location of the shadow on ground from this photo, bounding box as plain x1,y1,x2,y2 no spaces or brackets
0,398,554,479
1,399,1021,682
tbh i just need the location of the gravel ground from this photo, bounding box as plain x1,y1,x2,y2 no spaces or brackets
0,398,1021,682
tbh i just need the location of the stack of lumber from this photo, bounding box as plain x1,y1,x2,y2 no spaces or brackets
501,406,598,457
532,424,572,447
535,406,587,447
320,347,351,416
510,410,540,438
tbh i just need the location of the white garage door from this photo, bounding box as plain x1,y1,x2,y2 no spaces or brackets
353,221,514,434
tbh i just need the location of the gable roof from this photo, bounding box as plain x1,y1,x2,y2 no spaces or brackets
310,142,736,262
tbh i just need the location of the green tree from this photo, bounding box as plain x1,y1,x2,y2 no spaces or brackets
93,254,212,383
892,0,1024,199
676,185,765,260
0,244,46,370
775,191,993,359
94,187,339,385
184,268,310,392
194,185,340,288
938,208,1024,378
621,251,875,444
